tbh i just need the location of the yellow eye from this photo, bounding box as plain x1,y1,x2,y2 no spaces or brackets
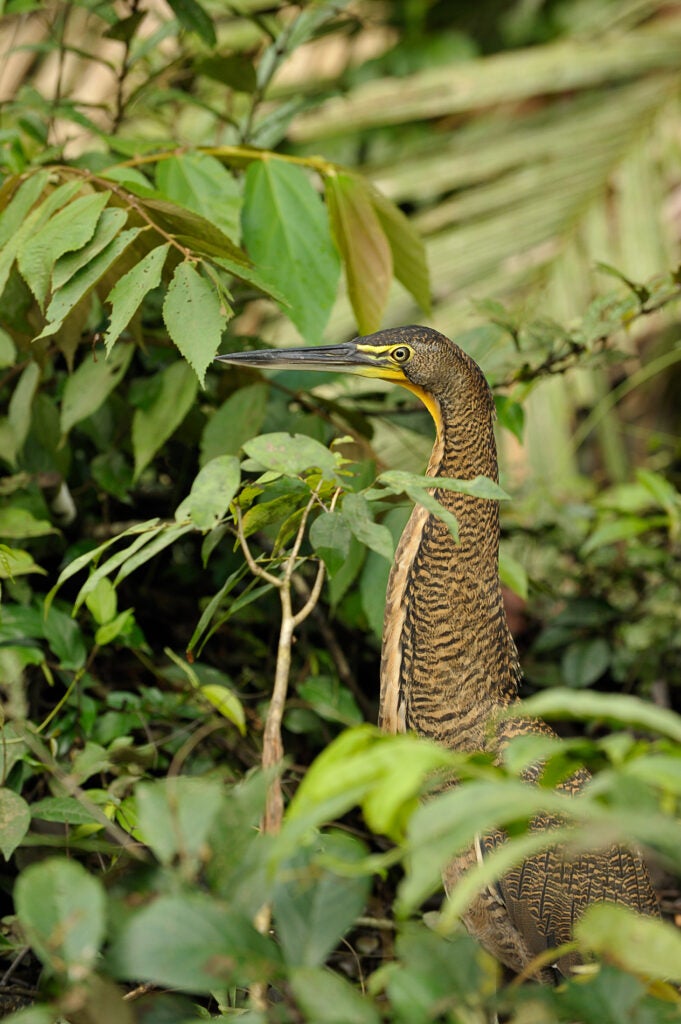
391,346,411,363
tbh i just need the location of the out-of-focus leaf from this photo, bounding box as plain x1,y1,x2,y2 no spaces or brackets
15,858,106,980
132,361,198,479
291,965,381,1024
0,788,30,859
242,160,340,342
167,0,216,45
325,171,392,335
200,682,246,734
561,637,611,688
0,508,56,539
60,342,134,437
135,777,224,867
575,903,681,982
506,689,681,743
369,183,430,314
200,383,268,464
499,544,528,600
163,261,230,385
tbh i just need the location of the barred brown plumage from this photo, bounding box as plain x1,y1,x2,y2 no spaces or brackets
217,325,659,980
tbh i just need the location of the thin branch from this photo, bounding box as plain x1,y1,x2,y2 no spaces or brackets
236,506,281,588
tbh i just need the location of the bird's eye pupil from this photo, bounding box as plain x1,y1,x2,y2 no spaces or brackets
393,346,409,362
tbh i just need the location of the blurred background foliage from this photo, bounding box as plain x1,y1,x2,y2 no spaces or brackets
0,0,681,1021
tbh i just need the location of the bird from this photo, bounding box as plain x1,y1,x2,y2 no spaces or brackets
216,325,659,980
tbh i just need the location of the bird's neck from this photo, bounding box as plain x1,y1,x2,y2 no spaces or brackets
380,391,520,753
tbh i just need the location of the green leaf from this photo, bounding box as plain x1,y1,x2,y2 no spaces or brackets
38,227,142,338
135,777,224,867
44,605,87,669
575,903,681,982
17,190,110,308
561,637,611,688
0,546,46,578
200,682,246,734
0,788,30,859
103,243,170,353
310,510,351,576
162,261,229,385
581,515,659,554
341,492,394,561
5,360,40,465
53,206,128,290
132,361,198,479
274,833,370,968
242,160,340,343
369,183,430,314
506,689,681,743
195,54,256,93
14,857,106,979
325,171,392,335
0,507,55,539
498,544,528,600
494,394,525,442
0,179,81,298
377,469,509,501
200,383,268,464
0,171,49,250
156,153,241,241
95,608,134,645
31,797,101,826
85,577,118,625
167,0,216,45
107,894,280,991
291,965,381,1024
60,342,134,437
175,455,240,530
0,326,16,368
243,432,341,481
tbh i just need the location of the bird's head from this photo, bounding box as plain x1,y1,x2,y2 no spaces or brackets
215,325,492,429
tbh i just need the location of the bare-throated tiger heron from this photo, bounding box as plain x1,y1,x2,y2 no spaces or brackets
217,325,659,980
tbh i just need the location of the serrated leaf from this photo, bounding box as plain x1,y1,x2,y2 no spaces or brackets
60,342,134,437
0,788,30,859
242,432,340,481
132,361,198,479
163,261,229,385
17,190,110,308
242,160,340,342
200,682,246,734
103,243,170,353
325,171,392,334
52,206,128,290
15,858,106,979
175,455,240,530
0,171,49,250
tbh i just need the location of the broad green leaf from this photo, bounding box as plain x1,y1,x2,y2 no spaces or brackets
95,608,134,645
297,676,362,727
507,689,681,743
200,383,268,464
200,682,246,734
132,361,198,479
15,858,106,980
494,394,525,442
0,547,46,578
561,637,611,688
136,777,224,866
162,261,229,385
0,175,76,297
377,470,509,501
242,160,340,342
6,360,40,465
0,326,16,367
274,833,371,968
38,226,141,338
155,153,241,241
31,797,101,826
310,510,351,576
581,515,660,554
0,788,30,859
175,455,240,530
53,206,128,290
107,894,280,991
17,190,110,307
195,53,256,93
0,508,56,539
499,544,528,600
103,243,170,353
243,432,340,481
291,965,381,1024
167,0,216,45
44,605,87,669
369,182,430,314
138,197,249,265
60,342,134,437
325,171,392,335
575,903,681,982
341,492,394,562
85,577,118,625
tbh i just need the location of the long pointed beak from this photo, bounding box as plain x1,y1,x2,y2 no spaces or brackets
215,340,381,375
